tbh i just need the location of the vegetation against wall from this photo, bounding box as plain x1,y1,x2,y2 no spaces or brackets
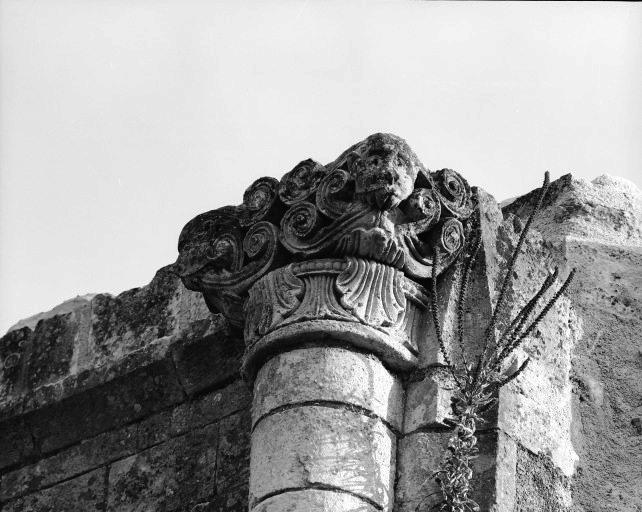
428,172,576,512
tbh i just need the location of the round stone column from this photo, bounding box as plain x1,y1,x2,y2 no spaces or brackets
242,257,430,512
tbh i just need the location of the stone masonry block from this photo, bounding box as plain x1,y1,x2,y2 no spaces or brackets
28,311,88,390
216,409,251,494
250,405,396,511
253,347,403,431
1,423,137,502
171,379,251,437
172,332,244,396
28,359,184,454
0,328,32,412
2,467,107,512
107,423,219,511
403,367,454,433
0,418,34,471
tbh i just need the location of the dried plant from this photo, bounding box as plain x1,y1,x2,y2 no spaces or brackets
426,172,575,512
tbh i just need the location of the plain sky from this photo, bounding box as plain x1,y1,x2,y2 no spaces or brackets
1,1,641,333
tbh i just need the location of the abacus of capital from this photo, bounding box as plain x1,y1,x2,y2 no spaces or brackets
173,133,476,511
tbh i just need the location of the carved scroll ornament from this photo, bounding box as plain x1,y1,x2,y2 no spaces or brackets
173,133,476,326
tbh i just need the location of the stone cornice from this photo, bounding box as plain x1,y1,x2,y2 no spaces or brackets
173,133,476,326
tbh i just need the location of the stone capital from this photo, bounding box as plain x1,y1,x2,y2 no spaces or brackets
173,133,476,338
173,133,477,511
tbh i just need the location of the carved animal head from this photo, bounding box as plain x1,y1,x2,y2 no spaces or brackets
345,133,424,210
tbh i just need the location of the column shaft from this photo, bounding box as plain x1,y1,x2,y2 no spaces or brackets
249,346,402,511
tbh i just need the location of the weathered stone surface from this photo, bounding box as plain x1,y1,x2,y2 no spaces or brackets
0,267,224,425
27,359,184,455
514,446,572,512
1,379,252,505
403,367,454,433
0,328,32,417
107,423,219,511
0,417,34,471
216,409,252,495
505,174,642,247
505,174,642,511
252,489,378,512
2,467,106,512
171,379,251,437
253,347,403,430
29,310,89,391
90,271,178,360
172,330,244,396
565,240,642,511
496,273,579,476
1,423,136,501
7,294,97,333
250,406,395,510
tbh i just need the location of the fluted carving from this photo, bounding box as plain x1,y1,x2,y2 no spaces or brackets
173,133,476,326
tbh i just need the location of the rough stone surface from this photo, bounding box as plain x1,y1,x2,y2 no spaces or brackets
28,359,185,455
253,347,403,430
0,268,222,423
2,467,107,512
106,423,218,511
0,418,34,471
0,423,137,501
514,446,572,512
506,174,642,511
252,489,379,512
495,247,580,477
0,265,249,511
216,409,252,495
506,174,642,247
250,405,395,510
403,367,454,433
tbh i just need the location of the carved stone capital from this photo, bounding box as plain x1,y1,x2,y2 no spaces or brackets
173,133,477,328
242,257,430,376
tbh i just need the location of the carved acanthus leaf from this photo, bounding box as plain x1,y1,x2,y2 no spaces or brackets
244,266,304,339
336,257,406,327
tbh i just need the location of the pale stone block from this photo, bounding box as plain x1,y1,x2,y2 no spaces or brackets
253,347,403,431
395,431,449,512
492,430,517,512
251,489,378,512
250,405,396,511
403,368,454,433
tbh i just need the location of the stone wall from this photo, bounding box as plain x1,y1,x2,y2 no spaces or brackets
505,174,642,512
1,171,640,512
0,271,251,511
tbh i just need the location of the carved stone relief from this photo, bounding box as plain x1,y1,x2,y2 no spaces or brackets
242,257,430,373
172,133,476,327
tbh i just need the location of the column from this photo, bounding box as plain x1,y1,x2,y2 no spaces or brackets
243,257,430,511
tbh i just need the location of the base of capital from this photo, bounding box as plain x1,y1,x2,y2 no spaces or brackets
242,319,418,379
